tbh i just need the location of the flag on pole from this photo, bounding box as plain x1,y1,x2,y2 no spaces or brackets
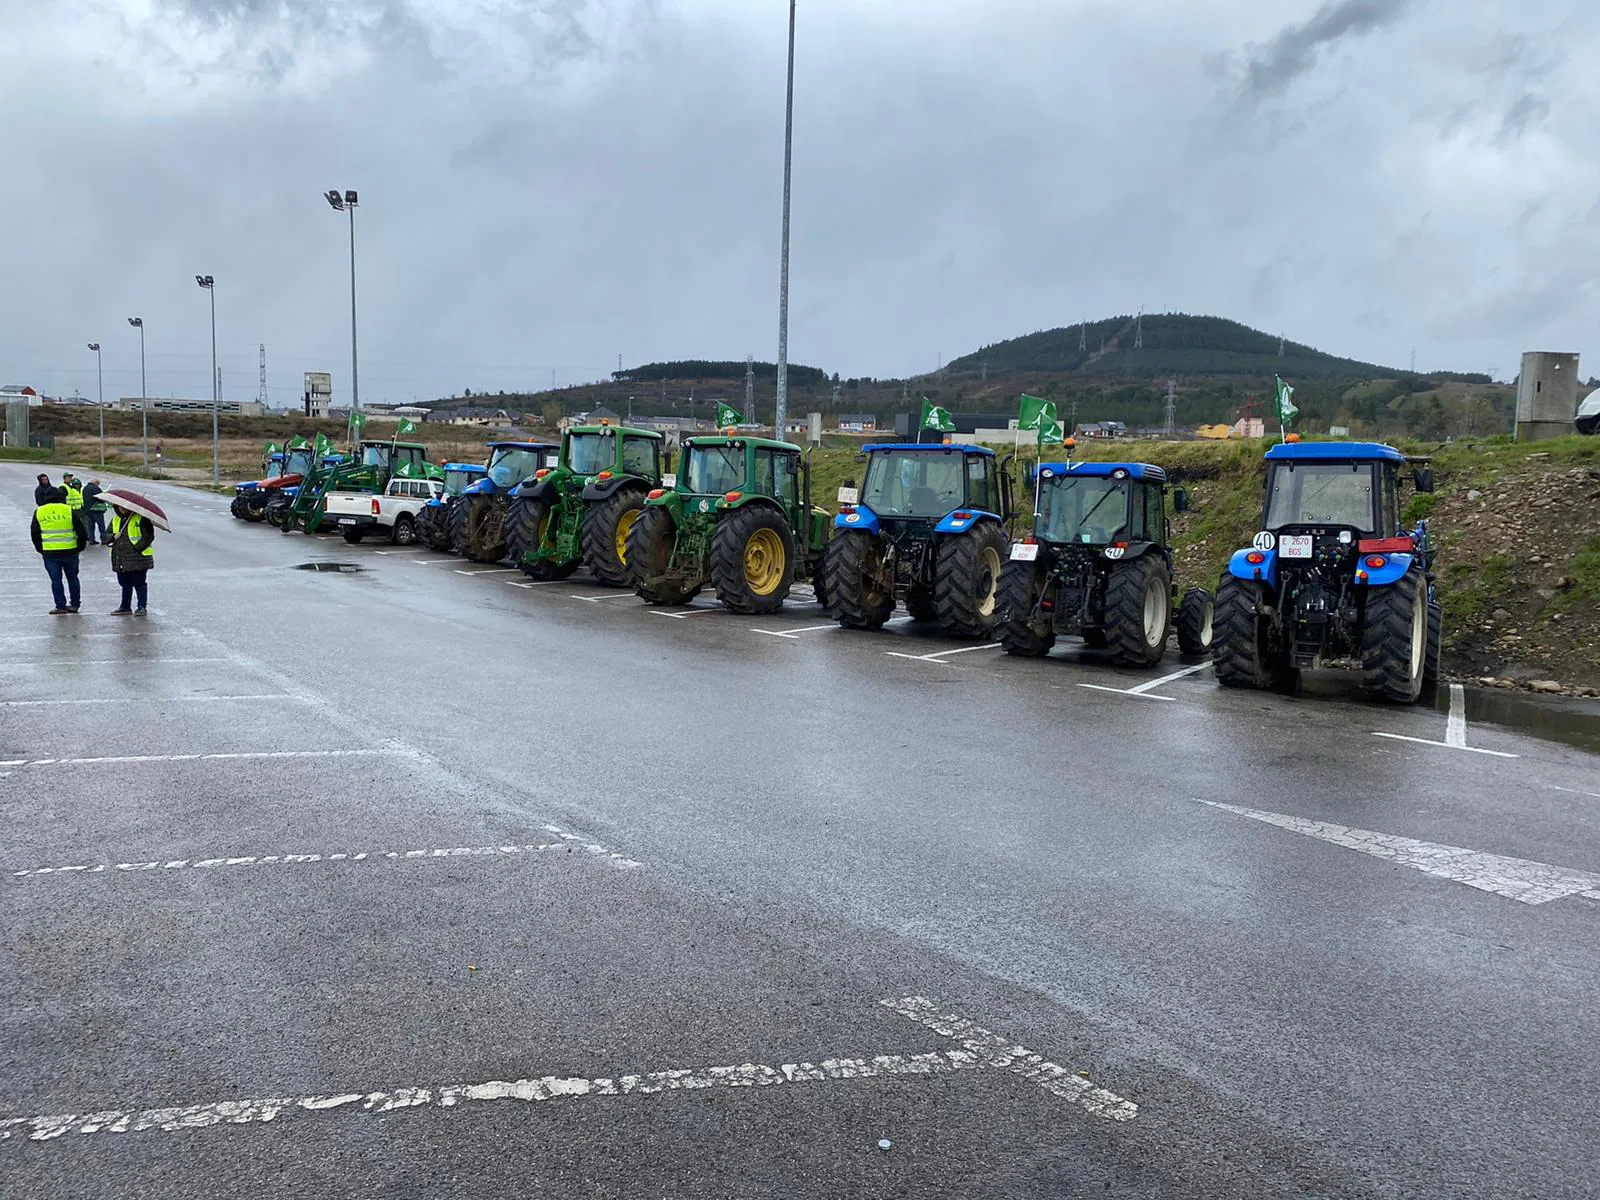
395,462,415,479
264,441,281,456
715,401,742,428
396,418,417,435
1018,394,1053,432
1039,410,1065,447
918,398,955,433
287,435,310,451
350,410,367,432
1274,375,1298,426
313,432,333,458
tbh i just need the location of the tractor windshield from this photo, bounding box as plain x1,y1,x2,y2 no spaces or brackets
264,457,285,480
567,433,613,475
443,468,480,497
1036,476,1128,544
486,447,543,489
283,449,316,476
1265,462,1378,532
360,445,391,469
860,451,966,518
683,444,745,494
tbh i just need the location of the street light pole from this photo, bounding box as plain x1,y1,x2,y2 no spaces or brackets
325,189,360,429
197,275,218,484
87,343,104,466
127,317,147,467
773,0,797,442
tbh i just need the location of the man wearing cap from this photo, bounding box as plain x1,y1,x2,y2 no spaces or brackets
82,477,107,544
30,485,89,615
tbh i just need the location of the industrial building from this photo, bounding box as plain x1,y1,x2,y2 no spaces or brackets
115,396,266,417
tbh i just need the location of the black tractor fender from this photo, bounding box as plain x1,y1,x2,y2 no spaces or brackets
580,474,649,503
513,479,560,506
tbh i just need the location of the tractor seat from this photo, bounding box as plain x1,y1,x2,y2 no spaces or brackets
908,486,941,515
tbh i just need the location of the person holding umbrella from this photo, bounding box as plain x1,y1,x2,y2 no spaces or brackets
106,494,161,615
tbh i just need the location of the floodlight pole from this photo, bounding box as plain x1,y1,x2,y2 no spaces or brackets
773,0,796,442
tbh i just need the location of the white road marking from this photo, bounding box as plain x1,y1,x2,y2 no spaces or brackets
650,607,723,618
751,623,838,639
0,749,403,769
455,568,519,576
505,579,569,588
10,829,642,879
569,592,641,603
0,694,294,708
1077,684,1175,702
885,642,1002,663
1371,731,1518,758
1446,683,1468,748
1199,800,1600,905
0,657,228,668
1077,662,1208,700
1549,784,1600,800
0,995,1129,1145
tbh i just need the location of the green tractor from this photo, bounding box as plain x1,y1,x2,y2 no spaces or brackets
280,440,432,535
505,423,666,584
625,434,830,613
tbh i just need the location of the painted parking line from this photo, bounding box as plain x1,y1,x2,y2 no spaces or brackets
505,579,569,588
570,592,641,604
10,825,642,879
884,643,1002,664
0,694,296,708
0,994,1132,1145
650,607,723,619
0,749,406,769
1078,661,1210,701
0,632,167,641
1200,800,1600,905
1371,732,1518,758
455,568,520,576
752,623,839,639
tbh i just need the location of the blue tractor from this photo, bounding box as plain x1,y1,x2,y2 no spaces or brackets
453,441,560,563
997,459,1213,666
824,442,1015,637
230,451,286,520
418,461,487,552
1212,441,1441,702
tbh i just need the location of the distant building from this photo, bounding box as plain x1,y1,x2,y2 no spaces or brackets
1516,351,1581,442
837,413,877,432
1076,421,1127,439
1,384,41,408
390,405,431,422
115,396,265,417
892,411,1012,439
1231,417,1265,438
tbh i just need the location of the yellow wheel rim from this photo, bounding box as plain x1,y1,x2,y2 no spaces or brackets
744,527,786,596
615,508,639,564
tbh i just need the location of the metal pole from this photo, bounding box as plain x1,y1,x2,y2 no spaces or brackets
138,325,147,467
93,345,104,466
773,0,796,442
209,285,220,484
348,205,359,415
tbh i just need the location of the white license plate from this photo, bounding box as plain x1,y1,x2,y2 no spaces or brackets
1009,542,1039,561
1280,535,1313,558
837,486,859,505
337,518,356,525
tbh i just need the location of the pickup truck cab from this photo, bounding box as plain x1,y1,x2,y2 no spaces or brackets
323,476,444,545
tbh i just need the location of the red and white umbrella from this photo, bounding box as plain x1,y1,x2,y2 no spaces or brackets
101,488,171,531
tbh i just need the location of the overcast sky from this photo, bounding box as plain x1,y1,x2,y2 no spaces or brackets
4,0,1597,407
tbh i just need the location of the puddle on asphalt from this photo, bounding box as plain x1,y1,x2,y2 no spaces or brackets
294,562,366,573
1446,685,1600,755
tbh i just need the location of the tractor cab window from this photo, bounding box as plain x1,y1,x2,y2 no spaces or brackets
265,458,285,480
621,436,659,478
1037,475,1128,545
1265,463,1377,532
772,452,800,511
1132,483,1164,543
566,432,612,475
284,450,316,476
684,443,745,495
443,468,476,497
1379,466,1400,535
486,447,543,489
965,456,997,513
359,445,389,469
861,451,965,517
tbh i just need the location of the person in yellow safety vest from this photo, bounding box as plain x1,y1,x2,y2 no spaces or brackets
30,485,89,615
62,474,84,514
109,504,156,615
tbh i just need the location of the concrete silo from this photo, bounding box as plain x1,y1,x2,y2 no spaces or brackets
1515,351,1580,441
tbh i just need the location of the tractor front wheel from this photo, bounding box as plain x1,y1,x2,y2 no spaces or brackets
627,505,699,604
1106,555,1171,666
447,499,468,556
230,495,246,519
997,560,1055,657
1176,587,1215,656
711,505,795,614
1363,565,1427,703
825,530,893,629
1212,575,1272,689
583,488,648,588
934,522,1011,638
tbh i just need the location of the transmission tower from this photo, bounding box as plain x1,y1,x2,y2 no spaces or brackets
1163,378,1177,437
1078,322,1087,353
1278,333,1285,357
1134,308,1144,350
256,344,269,406
831,377,841,409
745,354,755,419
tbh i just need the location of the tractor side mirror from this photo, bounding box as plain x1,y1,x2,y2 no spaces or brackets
1173,488,1189,513
1414,467,1434,494
854,453,867,463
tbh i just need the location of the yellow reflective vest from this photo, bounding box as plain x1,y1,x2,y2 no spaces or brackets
111,512,155,558
36,503,78,553
63,484,84,510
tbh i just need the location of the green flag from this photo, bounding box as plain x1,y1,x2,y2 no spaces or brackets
313,432,333,457
395,462,415,479
1039,413,1065,447
396,417,417,435
1274,375,1298,426
1018,394,1053,432
423,462,445,481
715,401,742,427
264,441,281,456
287,435,310,450
918,397,955,433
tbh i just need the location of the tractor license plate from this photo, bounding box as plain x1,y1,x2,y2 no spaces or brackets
1009,543,1039,561
837,486,859,505
1280,535,1313,558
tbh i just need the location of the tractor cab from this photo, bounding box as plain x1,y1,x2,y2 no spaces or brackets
1031,462,1178,551
357,440,430,479
465,442,560,496
654,436,821,534
263,453,287,481
848,443,1008,530
559,424,663,480
433,462,487,505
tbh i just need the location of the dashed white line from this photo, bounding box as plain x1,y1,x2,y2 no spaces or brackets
1371,731,1518,758
0,749,403,769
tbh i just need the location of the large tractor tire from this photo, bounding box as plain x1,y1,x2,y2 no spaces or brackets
1106,554,1172,666
933,522,1009,638
905,587,938,623
825,530,894,629
503,496,545,568
230,495,247,520
464,497,508,563
391,514,417,547
1212,575,1272,689
447,499,469,556
1175,587,1215,657
1422,599,1443,698
242,496,269,523
582,488,648,588
997,560,1055,657
809,540,833,611
710,505,795,615
1362,565,1428,703
627,505,698,604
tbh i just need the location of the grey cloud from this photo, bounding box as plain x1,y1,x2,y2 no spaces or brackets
1497,91,1550,142
1241,0,1414,99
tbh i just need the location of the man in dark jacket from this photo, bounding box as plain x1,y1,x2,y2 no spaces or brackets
30,485,90,615
33,474,53,504
82,478,107,544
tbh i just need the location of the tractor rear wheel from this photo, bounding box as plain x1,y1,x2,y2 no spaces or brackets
627,505,699,604
711,505,795,614
905,587,937,622
1212,575,1272,689
1362,565,1427,703
583,488,648,588
464,497,507,562
512,501,578,580
502,496,543,566
448,499,468,555
1106,555,1171,666
1422,599,1443,698
997,560,1055,657
825,530,893,629
933,522,1009,638
1176,587,1215,656
391,514,417,546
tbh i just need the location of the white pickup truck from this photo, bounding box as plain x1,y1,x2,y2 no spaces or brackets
322,477,444,545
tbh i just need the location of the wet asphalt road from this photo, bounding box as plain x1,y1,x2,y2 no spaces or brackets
2,462,1599,1199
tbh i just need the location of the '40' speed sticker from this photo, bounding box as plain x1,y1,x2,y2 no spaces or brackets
1251,531,1275,551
